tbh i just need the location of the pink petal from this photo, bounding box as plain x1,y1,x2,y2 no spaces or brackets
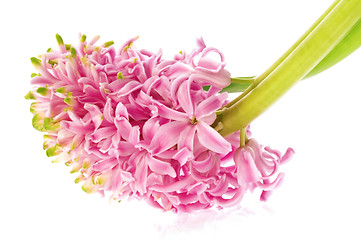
90,127,115,143
31,76,57,85
256,173,285,191
129,126,140,146
197,47,226,72
177,80,194,115
167,62,193,79
207,174,229,196
260,190,273,202
178,124,196,150
264,146,282,159
116,81,142,98
142,76,160,95
99,137,114,153
150,175,194,192
234,147,262,185
152,76,172,102
195,92,228,119
93,157,118,172
78,77,97,89
103,98,114,123
126,104,150,121
132,152,148,195
197,57,222,72
199,113,217,125
115,101,129,119
196,37,206,52
146,155,176,178
177,192,199,205
142,118,160,143
136,91,152,107
153,101,187,121
37,65,59,82
192,151,215,173
149,121,187,155
117,141,135,156
186,182,208,195
214,188,245,207
57,129,74,146
66,111,82,125
84,103,103,129
190,68,231,89
170,74,190,106
280,148,295,164
197,121,231,154
78,85,104,104
60,121,93,134
173,147,194,166
247,139,274,173
114,117,132,141
165,193,181,206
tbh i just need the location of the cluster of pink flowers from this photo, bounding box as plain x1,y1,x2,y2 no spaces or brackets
26,34,294,212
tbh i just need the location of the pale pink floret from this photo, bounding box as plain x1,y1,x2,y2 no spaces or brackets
234,139,295,201
27,34,294,213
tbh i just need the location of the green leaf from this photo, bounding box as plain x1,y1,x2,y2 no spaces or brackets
305,18,361,78
221,77,255,93
203,77,254,93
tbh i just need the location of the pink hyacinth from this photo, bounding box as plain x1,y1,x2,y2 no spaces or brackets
26,34,294,213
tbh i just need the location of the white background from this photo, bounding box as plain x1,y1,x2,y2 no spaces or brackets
1,0,361,239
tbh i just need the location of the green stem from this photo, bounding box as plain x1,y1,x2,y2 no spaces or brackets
305,17,361,78
227,17,361,93
216,0,361,136
225,0,342,108
240,127,248,147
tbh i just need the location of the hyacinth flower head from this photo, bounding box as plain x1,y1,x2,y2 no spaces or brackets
26,0,361,213
26,34,294,212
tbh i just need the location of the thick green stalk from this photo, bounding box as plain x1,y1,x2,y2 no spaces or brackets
225,0,342,107
217,0,361,136
227,18,361,93
305,17,361,78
